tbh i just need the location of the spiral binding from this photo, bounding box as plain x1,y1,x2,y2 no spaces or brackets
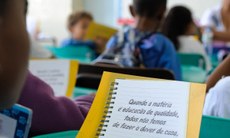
95,82,119,137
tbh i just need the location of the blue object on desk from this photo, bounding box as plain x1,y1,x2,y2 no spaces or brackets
46,46,96,63
0,104,32,138
73,87,96,98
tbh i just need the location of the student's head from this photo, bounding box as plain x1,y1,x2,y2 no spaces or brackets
162,6,196,50
67,11,93,40
129,0,167,32
0,0,30,109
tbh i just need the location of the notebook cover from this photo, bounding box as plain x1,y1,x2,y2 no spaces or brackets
77,72,206,138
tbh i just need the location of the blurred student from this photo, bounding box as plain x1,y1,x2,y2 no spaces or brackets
203,56,230,118
62,11,96,49
12,1,95,136
96,0,181,80
162,6,212,71
0,0,30,110
200,0,230,42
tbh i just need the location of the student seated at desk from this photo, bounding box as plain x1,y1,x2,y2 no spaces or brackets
203,56,230,118
162,6,212,71
0,0,30,110
96,0,181,80
62,11,104,55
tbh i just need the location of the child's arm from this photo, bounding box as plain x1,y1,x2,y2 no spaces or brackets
0,0,29,109
207,56,230,92
18,73,94,136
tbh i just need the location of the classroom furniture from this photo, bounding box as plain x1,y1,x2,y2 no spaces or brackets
199,116,230,138
178,53,206,70
73,87,96,98
76,63,175,89
33,131,78,138
178,53,207,83
45,46,95,63
181,66,207,83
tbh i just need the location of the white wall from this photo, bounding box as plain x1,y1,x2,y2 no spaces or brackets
27,0,73,45
82,0,118,27
27,0,220,45
168,0,220,19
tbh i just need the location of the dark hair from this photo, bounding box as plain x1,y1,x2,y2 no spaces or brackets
161,6,193,50
133,0,167,18
67,11,93,29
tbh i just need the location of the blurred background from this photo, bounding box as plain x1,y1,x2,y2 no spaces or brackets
27,0,219,45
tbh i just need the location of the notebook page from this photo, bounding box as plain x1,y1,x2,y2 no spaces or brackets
100,79,190,138
29,60,75,97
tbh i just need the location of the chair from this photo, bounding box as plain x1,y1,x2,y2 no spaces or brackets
199,116,230,138
178,53,206,70
0,104,32,138
76,63,175,89
45,46,95,63
33,130,78,138
181,66,207,83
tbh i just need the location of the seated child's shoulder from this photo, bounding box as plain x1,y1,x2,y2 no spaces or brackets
141,33,174,50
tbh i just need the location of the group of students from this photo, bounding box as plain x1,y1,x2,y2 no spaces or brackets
1,0,230,137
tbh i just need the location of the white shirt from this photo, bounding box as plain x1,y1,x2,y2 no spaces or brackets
203,77,230,118
178,36,212,71
200,5,226,32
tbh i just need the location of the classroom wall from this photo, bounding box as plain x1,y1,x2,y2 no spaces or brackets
82,0,220,27
168,0,221,19
82,0,118,27
27,0,73,45
27,0,220,45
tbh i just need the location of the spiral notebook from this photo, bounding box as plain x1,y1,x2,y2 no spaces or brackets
77,72,206,138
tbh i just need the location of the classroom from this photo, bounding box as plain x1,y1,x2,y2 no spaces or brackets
0,0,230,138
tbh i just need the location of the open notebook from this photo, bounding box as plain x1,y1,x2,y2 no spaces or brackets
77,72,206,138
29,60,78,97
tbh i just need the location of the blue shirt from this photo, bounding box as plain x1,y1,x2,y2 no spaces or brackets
61,38,96,50
105,28,182,80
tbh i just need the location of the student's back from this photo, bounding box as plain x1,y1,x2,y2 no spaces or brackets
96,0,181,80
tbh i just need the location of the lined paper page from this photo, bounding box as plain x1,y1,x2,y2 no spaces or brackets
100,79,190,138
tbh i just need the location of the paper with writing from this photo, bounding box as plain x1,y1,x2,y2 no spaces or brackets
100,79,190,138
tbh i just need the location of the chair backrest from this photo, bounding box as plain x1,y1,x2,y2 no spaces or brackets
33,131,78,138
46,46,95,62
76,64,175,89
178,53,206,70
199,116,230,138
0,104,32,138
